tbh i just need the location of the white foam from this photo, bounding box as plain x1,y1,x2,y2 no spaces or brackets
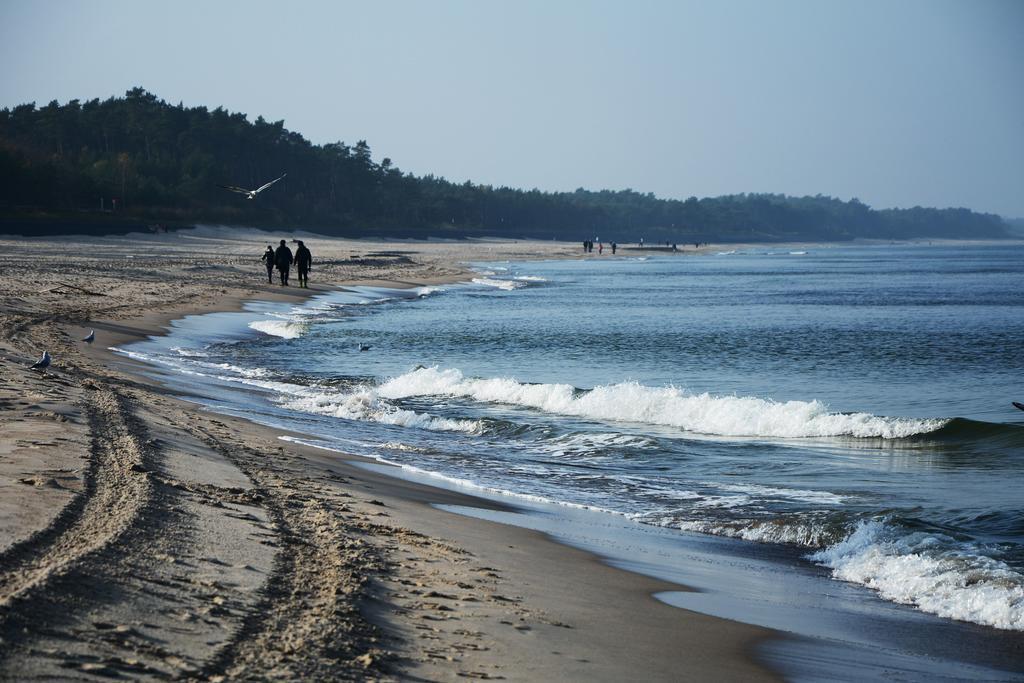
111,347,215,379
471,277,523,291
170,346,209,358
543,432,656,455
513,275,547,282
718,482,847,505
790,250,808,255
248,320,308,339
692,494,751,509
376,367,946,439
281,389,480,433
229,375,482,434
810,520,1024,631
670,518,845,547
202,362,269,379
376,441,436,453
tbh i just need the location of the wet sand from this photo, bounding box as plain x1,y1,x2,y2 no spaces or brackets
0,229,779,681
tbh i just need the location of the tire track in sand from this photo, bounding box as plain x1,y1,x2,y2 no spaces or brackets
185,424,391,681
0,385,151,610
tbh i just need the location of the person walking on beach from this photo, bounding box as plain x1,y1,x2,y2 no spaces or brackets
295,240,312,288
611,242,617,255
260,245,275,283
274,239,293,286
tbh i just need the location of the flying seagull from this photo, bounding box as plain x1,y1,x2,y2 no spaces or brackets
29,350,51,372
82,330,95,344
218,173,287,200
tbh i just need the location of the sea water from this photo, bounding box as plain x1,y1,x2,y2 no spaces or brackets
119,242,1024,675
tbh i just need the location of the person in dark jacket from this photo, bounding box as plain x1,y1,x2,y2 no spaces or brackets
274,239,293,286
294,240,312,288
260,245,275,283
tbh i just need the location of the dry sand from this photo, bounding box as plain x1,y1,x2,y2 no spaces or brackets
0,229,780,681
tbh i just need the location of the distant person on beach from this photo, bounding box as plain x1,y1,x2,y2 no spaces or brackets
295,240,312,288
260,245,274,283
598,242,604,255
611,242,617,255
274,239,293,286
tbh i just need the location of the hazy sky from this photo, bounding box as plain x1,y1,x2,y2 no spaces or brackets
2,0,1022,216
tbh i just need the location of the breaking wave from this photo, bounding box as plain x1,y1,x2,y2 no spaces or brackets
471,277,525,291
376,366,947,439
645,511,1024,630
248,320,308,339
233,376,481,434
810,520,1024,631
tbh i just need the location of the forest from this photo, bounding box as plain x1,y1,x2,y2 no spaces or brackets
0,88,1011,241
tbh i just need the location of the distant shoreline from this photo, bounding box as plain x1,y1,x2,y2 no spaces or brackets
2,212,1019,243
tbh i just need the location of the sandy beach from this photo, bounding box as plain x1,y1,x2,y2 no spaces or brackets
0,229,779,681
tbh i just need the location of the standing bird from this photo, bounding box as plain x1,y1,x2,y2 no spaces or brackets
218,173,287,200
29,351,51,372
82,330,95,344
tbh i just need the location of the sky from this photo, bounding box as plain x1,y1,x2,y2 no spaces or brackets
1,0,1022,216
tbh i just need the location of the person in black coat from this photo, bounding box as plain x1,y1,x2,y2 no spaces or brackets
295,240,312,288
274,239,293,286
260,245,275,283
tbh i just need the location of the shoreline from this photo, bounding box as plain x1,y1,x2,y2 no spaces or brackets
0,233,781,680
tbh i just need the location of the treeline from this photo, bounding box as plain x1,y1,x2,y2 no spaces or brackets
0,88,1011,241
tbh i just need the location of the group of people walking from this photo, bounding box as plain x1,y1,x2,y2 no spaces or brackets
261,239,312,287
582,240,617,255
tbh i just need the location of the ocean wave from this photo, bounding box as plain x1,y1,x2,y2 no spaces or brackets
471,277,524,291
232,376,481,434
513,275,548,282
281,390,480,433
542,431,657,455
668,516,850,547
248,320,308,339
376,367,947,439
111,347,210,378
170,346,209,358
281,435,623,515
645,511,1024,630
717,482,847,505
810,520,1024,631
202,361,270,379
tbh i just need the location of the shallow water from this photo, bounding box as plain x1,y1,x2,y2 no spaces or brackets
119,242,1024,675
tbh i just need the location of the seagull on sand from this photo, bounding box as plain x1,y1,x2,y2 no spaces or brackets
218,173,287,200
82,330,95,344
29,351,51,372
